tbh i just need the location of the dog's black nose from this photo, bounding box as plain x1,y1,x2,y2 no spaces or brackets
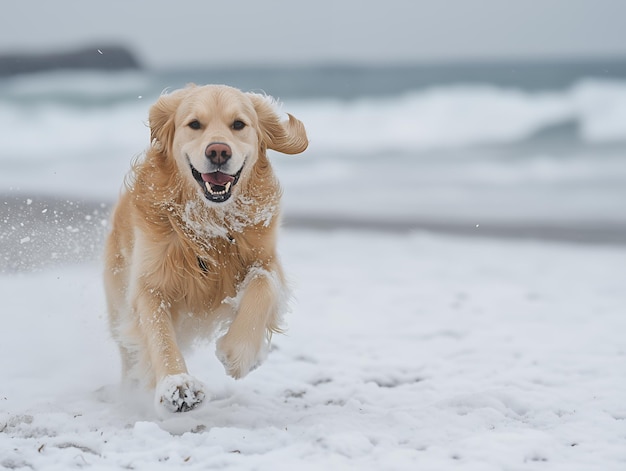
205,142,232,165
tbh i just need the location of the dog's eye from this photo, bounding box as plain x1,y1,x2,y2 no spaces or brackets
232,120,246,131
188,120,202,130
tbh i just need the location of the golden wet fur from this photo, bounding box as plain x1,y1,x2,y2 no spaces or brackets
104,84,307,413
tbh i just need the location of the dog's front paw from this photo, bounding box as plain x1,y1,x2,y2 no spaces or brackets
155,373,206,414
216,335,268,380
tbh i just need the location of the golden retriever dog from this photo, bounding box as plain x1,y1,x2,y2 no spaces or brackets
104,84,308,414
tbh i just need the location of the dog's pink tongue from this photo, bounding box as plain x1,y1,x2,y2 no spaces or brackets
201,171,235,185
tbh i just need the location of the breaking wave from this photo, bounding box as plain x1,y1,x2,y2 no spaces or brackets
2,73,625,158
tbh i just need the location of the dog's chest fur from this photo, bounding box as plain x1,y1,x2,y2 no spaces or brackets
134,192,279,314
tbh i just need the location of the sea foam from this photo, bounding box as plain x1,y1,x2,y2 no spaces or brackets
2,77,625,160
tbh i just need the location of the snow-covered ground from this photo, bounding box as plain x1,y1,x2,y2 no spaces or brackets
1,229,625,470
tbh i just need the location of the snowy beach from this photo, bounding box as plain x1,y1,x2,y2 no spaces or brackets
1,228,625,469
2,63,626,469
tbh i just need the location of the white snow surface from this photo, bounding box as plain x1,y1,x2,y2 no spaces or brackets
1,230,625,470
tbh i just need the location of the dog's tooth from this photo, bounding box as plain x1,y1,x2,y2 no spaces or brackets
204,180,232,197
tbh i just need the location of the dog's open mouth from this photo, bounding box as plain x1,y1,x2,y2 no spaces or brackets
190,165,243,203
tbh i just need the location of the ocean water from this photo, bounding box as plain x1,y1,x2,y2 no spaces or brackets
1,61,625,230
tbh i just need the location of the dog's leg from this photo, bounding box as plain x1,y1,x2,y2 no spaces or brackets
106,305,136,381
135,291,206,413
216,266,287,379
104,267,140,383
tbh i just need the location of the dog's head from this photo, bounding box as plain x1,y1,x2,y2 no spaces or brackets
149,84,308,204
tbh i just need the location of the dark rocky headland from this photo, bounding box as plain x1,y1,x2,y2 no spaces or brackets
0,45,141,76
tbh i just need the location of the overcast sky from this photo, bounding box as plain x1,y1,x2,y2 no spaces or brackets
2,0,626,68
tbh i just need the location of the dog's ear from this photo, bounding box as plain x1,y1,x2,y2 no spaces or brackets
149,85,196,151
247,93,308,155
